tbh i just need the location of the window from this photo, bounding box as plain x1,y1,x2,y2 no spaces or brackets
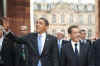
33,15,37,24
69,15,73,24
47,4,51,10
52,14,56,24
61,14,65,24
79,15,83,24
37,4,41,10
88,15,92,25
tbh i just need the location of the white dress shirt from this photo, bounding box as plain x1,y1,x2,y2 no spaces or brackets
38,32,46,54
0,36,4,51
38,32,46,66
71,40,80,53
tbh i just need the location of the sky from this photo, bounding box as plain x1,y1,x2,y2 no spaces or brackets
34,0,95,4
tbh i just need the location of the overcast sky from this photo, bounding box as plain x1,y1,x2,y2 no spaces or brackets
34,0,95,4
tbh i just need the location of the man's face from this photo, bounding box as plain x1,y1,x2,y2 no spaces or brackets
3,19,9,31
57,33,64,40
80,32,86,39
69,28,80,42
36,19,48,34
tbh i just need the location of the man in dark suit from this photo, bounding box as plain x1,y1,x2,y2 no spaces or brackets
80,29,92,45
0,17,20,66
0,25,16,66
21,17,59,66
61,25,94,66
56,31,65,54
94,39,100,66
56,31,67,66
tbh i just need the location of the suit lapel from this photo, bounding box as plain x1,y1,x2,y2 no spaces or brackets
28,33,39,56
79,41,84,56
31,33,50,56
41,34,49,56
68,40,76,56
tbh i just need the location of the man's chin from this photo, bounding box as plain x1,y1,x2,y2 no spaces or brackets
36,30,40,33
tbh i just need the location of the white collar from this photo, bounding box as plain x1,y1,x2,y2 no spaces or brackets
71,40,80,46
38,32,46,37
71,40,80,52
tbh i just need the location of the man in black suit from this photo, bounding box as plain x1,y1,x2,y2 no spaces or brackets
0,17,19,66
56,31,67,66
94,39,100,66
21,17,59,66
56,31,65,54
80,29,92,45
0,25,16,66
61,25,94,66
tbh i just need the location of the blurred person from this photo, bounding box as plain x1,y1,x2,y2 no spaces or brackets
0,17,23,66
0,25,15,66
19,25,29,37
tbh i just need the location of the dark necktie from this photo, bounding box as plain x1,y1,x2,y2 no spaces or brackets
75,44,78,55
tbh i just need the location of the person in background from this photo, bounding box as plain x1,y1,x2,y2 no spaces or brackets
0,25,15,66
94,32,100,66
56,31,67,66
0,17,25,66
80,29,92,45
56,31,64,53
19,25,29,37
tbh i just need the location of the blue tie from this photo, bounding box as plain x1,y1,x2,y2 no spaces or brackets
75,44,78,55
38,35,42,55
38,35,42,66
58,40,61,54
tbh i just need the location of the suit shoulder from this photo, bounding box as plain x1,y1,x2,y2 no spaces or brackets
94,39,100,46
22,33,37,39
47,34,57,39
63,40,69,43
62,41,70,48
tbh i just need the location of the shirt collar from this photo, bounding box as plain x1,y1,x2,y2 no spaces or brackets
38,32,46,37
71,40,80,45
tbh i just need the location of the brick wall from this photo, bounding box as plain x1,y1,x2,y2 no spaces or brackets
7,0,30,36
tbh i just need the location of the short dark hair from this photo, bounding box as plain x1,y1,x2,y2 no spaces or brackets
39,17,49,26
68,25,79,34
80,29,86,33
